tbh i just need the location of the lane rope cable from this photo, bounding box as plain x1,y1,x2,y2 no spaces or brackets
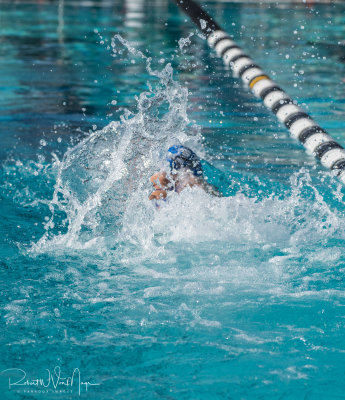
172,0,345,184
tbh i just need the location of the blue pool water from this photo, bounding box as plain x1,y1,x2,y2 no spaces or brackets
1,1,345,399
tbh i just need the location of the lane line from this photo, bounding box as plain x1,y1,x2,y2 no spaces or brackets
173,0,345,184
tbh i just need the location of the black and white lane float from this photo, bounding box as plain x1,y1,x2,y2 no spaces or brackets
172,0,345,185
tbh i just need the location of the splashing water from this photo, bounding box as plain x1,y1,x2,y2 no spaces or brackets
178,33,195,52
22,35,345,265
3,4,345,399
31,36,201,252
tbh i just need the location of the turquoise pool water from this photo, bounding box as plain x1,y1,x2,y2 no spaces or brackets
1,1,345,399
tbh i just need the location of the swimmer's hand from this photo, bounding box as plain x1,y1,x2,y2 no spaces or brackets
149,189,167,200
149,171,171,201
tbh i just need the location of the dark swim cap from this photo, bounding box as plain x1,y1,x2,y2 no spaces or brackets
167,145,203,177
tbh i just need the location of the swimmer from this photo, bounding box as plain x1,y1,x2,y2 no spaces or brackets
149,145,221,201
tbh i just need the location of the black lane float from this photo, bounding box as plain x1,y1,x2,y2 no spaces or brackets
172,0,345,184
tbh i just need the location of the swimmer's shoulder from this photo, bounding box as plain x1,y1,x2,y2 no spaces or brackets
202,181,223,197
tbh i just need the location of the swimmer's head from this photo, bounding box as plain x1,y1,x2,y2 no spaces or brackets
166,145,203,177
